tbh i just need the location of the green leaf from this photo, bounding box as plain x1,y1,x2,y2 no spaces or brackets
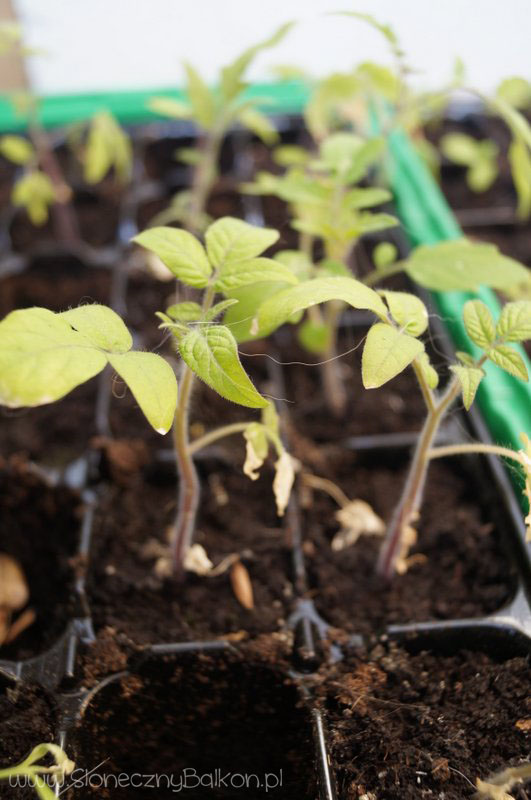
166,301,203,323
220,22,293,102
450,364,485,409
274,250,313,280
496,300,531,342
0,307,107,407
83,111,132,184
349,212,398,237
215,256,298,293
174,147,201,166
203,298,239,322
59,305,132,352
297,319,331,354
148,96,192,119
373,241,397,269
468,156,497,193
344,186,391,209
178,325,267,408
133,227,211,287
237,107,278,145
487,344,529,381
183,62,216,128
463,299,496,349
0,134,33,164
205,217,279,269
256,276,388,337
273,145,310,167
405,240,529,291
317,134,385,181
441,132,479,165
108,351,177,434
12,171,55,226
456,350,476,367
379,290,428,336
362,323,424,389
224,281,290,342
497,77,531,110
417,352,439,389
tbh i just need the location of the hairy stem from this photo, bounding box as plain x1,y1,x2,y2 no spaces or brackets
185,128,223,235
428,442,523,464
377,374,461,580
321,300,348,418
187,421,251,457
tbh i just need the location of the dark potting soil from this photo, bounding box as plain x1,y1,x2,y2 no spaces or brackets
86,458,295,646
73,650,317,799
0,457,82,661
317,642,531,799
8,190,121,253
0,676,57,800
0,253,112,317
302,447,517,633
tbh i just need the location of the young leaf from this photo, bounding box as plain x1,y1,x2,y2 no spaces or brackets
83,111,132,184
450,364,485,409
183,62,215,129
496,300,531,342
416,352,439,389
256,276,388,337
0,134,33,164
178,324,267,408
203,298,239,322
496,76,531,109
237,107,278,145
108,351,177,434
59,305,132,352
508,137,531,219
463,299,496,349
379,290,428,336
344,186,391,209
0,307,107,407
214,256,298,293
405,240,529,291
220,22,293,102
0,306,178,433
133,227,212,288
362,323,424,389
348,212,398,237
487,344,529,381
373,241,398,269
297,319,331,354
223,281,290,342
148,96,192,119
166,301,203,323
12,171,55,226
441,132,480,165
205,217,279,269
273,145,311,167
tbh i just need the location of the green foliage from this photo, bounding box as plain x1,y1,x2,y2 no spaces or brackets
462,299,496,348
133,227,212,288
297,319,332,354
508,137,531,218
0,305,177,433
205,217,279,268
441,133,499,192
83,111,132,184
256,276,388,338
496,300,531,341
12,170,55,225
0,743,74,800
496,76,531,110
178,325,267,408
362,323,424,389
416,351,439,389
0,134,34,164
449,364,485,409
404,240,529,292
379,290,428,336
373,241,398,269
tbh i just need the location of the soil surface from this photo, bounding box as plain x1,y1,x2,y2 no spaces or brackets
73,648,317,799
317,641,531,799
0,457,82,661
302,446,517,633
86,458,295,645
0,675,57,800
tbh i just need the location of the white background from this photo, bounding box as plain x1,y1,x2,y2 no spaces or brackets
15,0,531,95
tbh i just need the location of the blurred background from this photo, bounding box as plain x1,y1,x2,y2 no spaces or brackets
4,0,530,95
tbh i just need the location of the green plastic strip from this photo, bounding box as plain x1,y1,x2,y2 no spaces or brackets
0,80,311,132
387,128,531,458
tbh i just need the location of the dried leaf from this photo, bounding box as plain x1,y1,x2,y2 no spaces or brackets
183,543,214,576
516,719,531,731
474,763,531,800
3,607,35,644
0,553,29,611
332,500,385,550
230,560,254,610
273,451,296,516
